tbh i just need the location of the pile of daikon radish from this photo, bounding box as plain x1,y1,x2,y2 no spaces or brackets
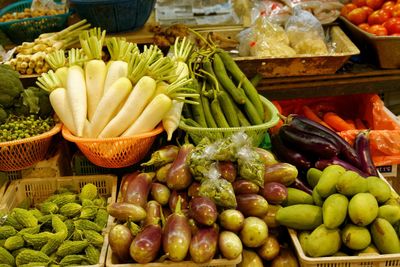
36,28,198,140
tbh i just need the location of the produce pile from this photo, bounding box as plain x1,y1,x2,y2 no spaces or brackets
0,183,108,266
341,0,400,36
276,164,400,257
0,64,54,142
107,134,299,266
272,114,377,177
37,28,199,140
181,31,267,131
4,20,90,75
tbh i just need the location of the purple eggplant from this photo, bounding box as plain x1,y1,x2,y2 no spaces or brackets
109,224,134,262
107,202,147,222
236,194,269,217
163,197,192,262
261,182,288,204
188,182,201,198
315,157,368,177
169,191,189,212
120,171,140,200
355,131,378,176
124,172,154,208
156,163,172,183
130,224,162,263
288,115,362,168
233,180,260,195
279,125,339,159
189,196,218,226
166,144,194,191
188,218,200,235
144,201,162,227
189,225,219,263
218,161,237,182
141,145,179,167
151,183,170,206
293,178,313,195
271,134,312,170
254,147,279,166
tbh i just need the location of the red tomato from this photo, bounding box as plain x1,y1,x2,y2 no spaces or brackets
382,1,396,12
368,24,389,35
352,0,367,7
368,9,392,24
358,22,371,31
341,3,358,17
362,6,374,16
393,4,400,17
383,17,400,33
348,8,369,24
366,0,384,9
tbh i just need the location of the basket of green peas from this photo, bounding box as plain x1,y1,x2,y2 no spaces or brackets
0,115,61,171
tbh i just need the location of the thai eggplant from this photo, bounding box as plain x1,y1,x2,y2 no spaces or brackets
355,131,378,176
271,134,312,170
141,145,179,167
219,210,245,232
219,231,243,260
288,115,361,168
264,163,298,186
254,147,279,166
151,183,171,206
188,218,200,235
218,161,237,182
261,182,288,204
156,163,172,183
163,197,192,262
315,158,368,177
188,182,201,198
109,224,134,262
144,201,162,227
166,144,194,190
169,191,189,213
119,171,140,200
236,194,269,217
233,180,260,195
189,225,219,263
189,196,218,226
107,202,146,222
130,224,162,263
279,125,339,159
124,172,154,208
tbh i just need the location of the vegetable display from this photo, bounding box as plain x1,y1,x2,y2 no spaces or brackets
37,28,198,139
0,7,66,23
107,134,300,265
0,183,107,266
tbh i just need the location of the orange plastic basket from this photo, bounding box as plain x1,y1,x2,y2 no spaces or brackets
0,123,62,171
62,124,164,168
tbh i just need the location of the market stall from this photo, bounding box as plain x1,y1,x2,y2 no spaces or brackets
0,0,400,266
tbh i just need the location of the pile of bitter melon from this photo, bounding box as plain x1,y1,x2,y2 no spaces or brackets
0,183,108,267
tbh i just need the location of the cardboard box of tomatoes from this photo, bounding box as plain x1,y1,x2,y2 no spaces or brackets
339,0,400,68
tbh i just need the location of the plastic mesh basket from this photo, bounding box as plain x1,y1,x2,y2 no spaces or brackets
70,0,155,33
62,124,164,169
0,124,62,172
0,0,70,43
179,96,280,146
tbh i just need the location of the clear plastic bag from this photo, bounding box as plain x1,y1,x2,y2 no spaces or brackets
237,146,265,187
285,6,328,55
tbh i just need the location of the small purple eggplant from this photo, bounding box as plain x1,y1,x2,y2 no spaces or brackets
188,182,201,198
163,197,192,262
189,225,219,263
169,190,189,212
124,172,154,208
233,180,260,195
166,144,194,190
109,224,134,262
218,161,237,182
119,171,140,200
261,182,288,204
236,194,269,217
151,183,171,206
355,131,378,176
130,224,162,263
189,196,218,226
107,202,146,222
141,145,179,167
144,201,162,227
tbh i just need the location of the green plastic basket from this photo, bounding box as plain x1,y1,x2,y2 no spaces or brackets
179,95,280,147
0,0,71,44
